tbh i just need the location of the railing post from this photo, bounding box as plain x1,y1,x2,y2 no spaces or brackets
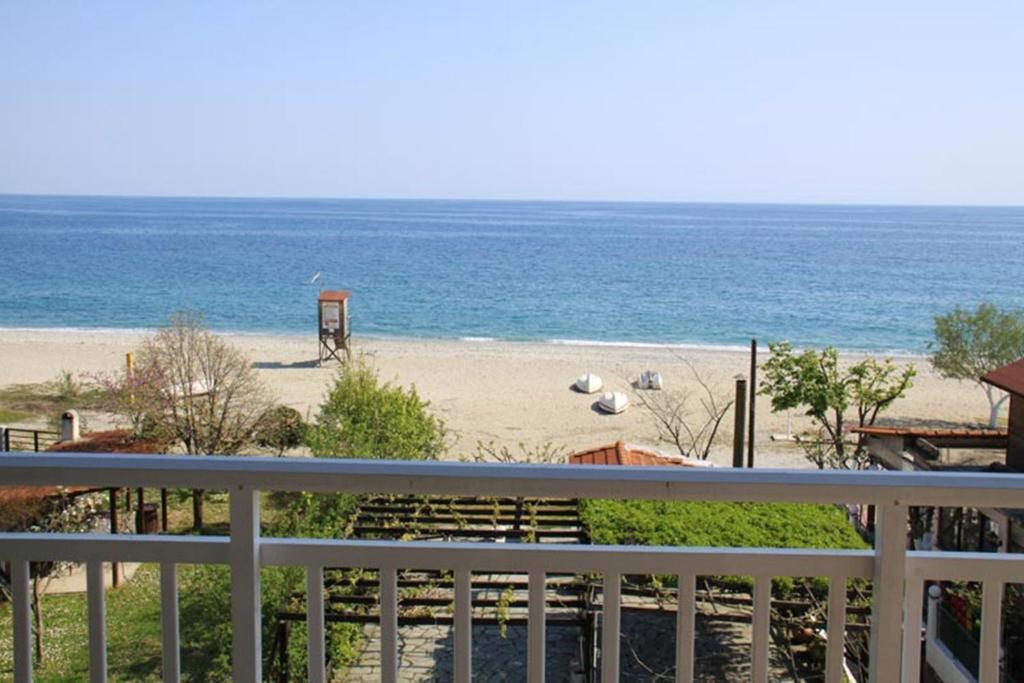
868,503,906,682
230,486,262,683
12,560,32,683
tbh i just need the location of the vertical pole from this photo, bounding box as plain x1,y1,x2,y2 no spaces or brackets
380,566,399,683
109,489,120,587
34,431,40,452
12,560,32,683
306,566,326,683
230,486,262,683
528,570,546,683
454,569,473,683
674,573,695,683
751,577,771,683
732,379,747,468
87,561,107,683
900,578,924,683
978,581,1005,683
161,488,169,532
868,503,907,681
160,562,181,683
1,426,7,452
748,339,757,468
602,573,621,683
137,487,145,533
825,575,847,683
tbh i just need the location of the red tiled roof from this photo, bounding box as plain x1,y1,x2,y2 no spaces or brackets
318,290,351,302
852,426,1007,439
46,429,168,454
568,440,709,467
981,358,1024,397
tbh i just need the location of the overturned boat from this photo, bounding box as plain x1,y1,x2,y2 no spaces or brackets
597,391,629,414
575,372,603,394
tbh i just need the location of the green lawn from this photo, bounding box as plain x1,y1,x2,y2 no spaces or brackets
0,565,164,682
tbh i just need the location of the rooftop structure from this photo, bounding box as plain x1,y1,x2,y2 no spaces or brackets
567,440,711,467
982,357,1024,471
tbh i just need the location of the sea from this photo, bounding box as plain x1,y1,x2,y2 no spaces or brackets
1,195,1022,355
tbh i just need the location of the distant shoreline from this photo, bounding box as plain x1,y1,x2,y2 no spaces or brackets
0,325,927,360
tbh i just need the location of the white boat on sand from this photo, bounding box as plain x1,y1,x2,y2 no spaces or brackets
597,391,629,414
575,372,603,394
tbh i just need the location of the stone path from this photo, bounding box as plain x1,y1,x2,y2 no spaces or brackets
337,622,585,682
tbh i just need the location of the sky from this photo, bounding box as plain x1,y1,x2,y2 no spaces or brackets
1,1,1023,205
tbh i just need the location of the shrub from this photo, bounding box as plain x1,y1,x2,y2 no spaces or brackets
256,405,306,455
306,358,447,460
580,499,868,593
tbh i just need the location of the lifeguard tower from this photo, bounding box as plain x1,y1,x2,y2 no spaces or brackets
318,290,352,365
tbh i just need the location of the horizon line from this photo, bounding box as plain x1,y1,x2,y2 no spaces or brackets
1,191,1023,211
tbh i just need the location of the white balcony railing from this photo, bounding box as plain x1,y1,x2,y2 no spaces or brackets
2,453,1023,683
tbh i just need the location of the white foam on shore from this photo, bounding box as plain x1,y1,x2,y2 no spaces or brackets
0,326,924,358
545,337,751,353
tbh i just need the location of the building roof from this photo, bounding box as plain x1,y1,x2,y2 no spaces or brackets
981,358,1024,397
852,426,1007,439
318,290,351,302
567,440,711,467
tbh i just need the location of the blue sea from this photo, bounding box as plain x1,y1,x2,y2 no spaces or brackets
1,195,1022,354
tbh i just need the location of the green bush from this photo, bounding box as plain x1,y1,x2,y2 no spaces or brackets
255,405,307,455
306,358,447,460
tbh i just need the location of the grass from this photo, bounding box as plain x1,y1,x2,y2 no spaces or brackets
0,372,105,429
0,408,32,424
0,489,296,682
0,565,165,681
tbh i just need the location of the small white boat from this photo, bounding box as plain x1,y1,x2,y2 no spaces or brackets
575,372,603,394
597,391,629,414
637,370,664,390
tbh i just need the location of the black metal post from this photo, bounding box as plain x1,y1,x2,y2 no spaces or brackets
748,339,757,468
161,489,169,532
733,379,747,468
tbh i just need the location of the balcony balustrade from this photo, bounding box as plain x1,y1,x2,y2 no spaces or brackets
1,453,1022,683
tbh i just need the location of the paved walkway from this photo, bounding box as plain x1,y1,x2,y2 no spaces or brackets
337,622,585,682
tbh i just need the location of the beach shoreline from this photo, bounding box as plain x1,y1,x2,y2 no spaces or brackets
0,328,987,468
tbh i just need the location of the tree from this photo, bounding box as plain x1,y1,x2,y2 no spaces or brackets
306,357,447,460
632,363,733,460
760,343,916,469
106,312,273,529
930,303,1024,427
472,441,565,464
255,405,306,456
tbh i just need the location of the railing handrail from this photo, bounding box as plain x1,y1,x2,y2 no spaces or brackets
2,451,1023,507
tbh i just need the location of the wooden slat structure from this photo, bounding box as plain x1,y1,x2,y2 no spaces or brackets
317,290,351,365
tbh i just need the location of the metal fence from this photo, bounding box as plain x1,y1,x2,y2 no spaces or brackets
1,427,60,452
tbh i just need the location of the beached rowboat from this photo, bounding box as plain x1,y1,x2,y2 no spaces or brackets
575,372,603,394
597,391,628,414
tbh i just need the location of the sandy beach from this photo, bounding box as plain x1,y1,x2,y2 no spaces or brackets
0,329,994,468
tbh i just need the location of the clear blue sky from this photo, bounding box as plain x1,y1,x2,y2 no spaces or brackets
2,2,1022,204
